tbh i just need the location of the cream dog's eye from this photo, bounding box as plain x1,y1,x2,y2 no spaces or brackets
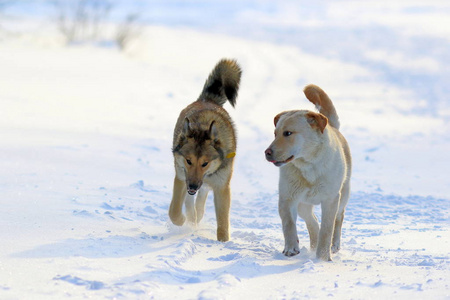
201,162,208,167
186,159,192,165
283,131,293,137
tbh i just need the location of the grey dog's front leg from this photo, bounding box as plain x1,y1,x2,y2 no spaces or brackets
279,198,300,256
213,185,231,242
169,177,187,226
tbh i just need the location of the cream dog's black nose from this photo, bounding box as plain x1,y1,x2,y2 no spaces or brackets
265,148,273,160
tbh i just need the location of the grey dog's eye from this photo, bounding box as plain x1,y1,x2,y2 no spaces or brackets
202,162,208,167
283,131,292,137
186,159,192,165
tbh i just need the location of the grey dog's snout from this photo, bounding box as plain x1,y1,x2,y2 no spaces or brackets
188,183,199,191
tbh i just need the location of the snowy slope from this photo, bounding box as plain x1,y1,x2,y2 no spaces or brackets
1,2,450,299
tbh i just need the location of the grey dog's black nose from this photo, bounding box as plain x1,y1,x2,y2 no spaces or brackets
265,148,273,158
188,184,199,191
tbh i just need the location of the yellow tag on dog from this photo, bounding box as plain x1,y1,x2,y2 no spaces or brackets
226,152,236,159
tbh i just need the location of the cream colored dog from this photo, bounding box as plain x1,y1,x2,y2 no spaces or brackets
265,84,352,261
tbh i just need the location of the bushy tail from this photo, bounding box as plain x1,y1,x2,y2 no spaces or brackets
198,59,242,107
303,84,340,129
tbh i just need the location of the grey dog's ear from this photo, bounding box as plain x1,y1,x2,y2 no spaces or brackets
209,120,218,141
173,118,191,154
182,117,191,135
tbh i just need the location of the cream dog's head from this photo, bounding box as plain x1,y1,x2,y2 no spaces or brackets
265,110,328,167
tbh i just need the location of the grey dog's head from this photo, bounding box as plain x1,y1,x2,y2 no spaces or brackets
173,118,222,195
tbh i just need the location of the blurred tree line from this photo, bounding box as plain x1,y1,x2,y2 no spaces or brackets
0,0,142,50
52,0,141,49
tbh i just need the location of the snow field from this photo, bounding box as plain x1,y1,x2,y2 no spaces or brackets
1,11,449,299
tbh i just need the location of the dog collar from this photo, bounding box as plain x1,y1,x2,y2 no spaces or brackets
226,152,236,159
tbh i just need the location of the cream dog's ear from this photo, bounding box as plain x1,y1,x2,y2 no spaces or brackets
274,112,287,127
306,112,328,133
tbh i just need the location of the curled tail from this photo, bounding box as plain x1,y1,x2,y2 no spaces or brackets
198,59,242,107
303,84,340,129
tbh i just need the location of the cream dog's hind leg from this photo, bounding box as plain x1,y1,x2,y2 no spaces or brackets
316,196,340,261
332,184,350,253
298,203,320,251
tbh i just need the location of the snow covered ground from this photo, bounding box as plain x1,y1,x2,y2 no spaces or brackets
1,1,449,299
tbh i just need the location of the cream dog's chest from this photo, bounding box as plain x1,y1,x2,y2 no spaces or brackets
279,164,334,205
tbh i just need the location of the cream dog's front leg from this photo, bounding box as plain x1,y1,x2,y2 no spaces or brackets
279,197,300,256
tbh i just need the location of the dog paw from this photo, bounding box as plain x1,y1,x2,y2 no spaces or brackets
331,245,340,254
169,213,186,226
196,209,205,223
318,255,332,262
316,249,332,261
186,211,197,224
283,247,300,257
217,228,230,242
